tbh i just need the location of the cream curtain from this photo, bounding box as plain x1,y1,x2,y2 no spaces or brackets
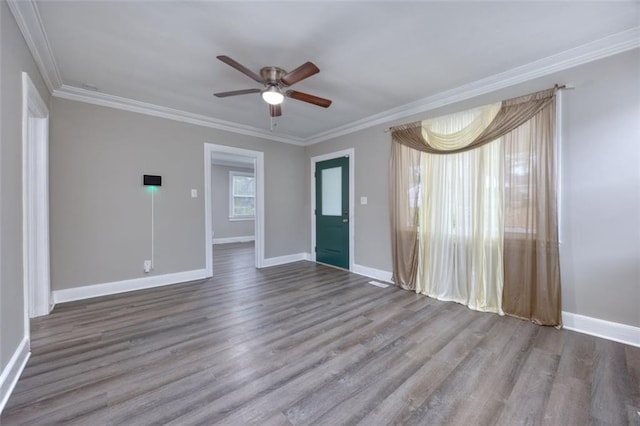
417,144,504,313
415,105,504,314
422,103,501,150
390,87,561,325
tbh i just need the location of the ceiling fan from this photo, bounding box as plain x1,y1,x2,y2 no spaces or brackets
214,55,332,118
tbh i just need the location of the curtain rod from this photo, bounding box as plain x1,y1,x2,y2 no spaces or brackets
383,84,572,133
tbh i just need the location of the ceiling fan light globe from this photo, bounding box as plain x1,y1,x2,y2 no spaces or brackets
261,87,284,105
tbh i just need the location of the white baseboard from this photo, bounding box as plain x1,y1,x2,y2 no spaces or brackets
0,337,30,414
262,252,311,268
212,235,255,245
562,311,640,348
352,264,394,283
52,269,209,304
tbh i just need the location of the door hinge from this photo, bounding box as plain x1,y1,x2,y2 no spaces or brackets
314,209,317,215
314,246,317,252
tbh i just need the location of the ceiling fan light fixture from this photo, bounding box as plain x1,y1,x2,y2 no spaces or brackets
261,85,284,105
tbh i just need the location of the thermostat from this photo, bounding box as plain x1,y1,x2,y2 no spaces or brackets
143,175,162,186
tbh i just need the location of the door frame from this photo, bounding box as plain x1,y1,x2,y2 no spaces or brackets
310,148,355,271
204,143,265,275
22,72,52,332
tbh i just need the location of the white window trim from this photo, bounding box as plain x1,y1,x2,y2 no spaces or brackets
229,171,255,220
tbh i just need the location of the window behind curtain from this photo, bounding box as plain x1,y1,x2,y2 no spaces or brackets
229,171,255,219
504,122,538,235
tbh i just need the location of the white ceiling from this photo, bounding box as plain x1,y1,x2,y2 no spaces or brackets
12,1,640,144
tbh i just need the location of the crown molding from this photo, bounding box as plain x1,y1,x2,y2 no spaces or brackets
52,85,305,146
9,0,302,145
9,0,638,147
303,27,640,145
7,0,62,93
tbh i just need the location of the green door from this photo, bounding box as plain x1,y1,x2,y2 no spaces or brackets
315,157,349,269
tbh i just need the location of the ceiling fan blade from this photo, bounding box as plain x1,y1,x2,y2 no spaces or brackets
217,55,264,83
281,62,320,86
286,90,332,108
214,88,261,98
269,104,282,117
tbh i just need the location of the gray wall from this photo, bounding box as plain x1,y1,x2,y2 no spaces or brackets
50,97,307,290
1,1,51,377
211,164,255,240
306,49,640,328
559,50,640,328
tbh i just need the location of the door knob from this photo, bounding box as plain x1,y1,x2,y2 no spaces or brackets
343,218,349,223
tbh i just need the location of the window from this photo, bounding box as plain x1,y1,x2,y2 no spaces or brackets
504,124,538,235
229,171,255,220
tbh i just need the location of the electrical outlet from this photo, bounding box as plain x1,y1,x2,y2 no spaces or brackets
144,260,151,273
191,189,198,198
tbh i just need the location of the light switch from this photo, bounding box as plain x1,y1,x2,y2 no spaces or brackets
191,189,198,198
360,196,368,205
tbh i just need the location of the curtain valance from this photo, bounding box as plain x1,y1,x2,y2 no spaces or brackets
391,87,557,154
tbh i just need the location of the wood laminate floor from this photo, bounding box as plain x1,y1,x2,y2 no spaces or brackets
2,242,639,425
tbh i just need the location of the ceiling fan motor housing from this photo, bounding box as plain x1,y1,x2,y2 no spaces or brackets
260,67,286,86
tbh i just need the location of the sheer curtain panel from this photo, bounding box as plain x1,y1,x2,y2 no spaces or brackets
417,143,504,313
390,142,421,290
415,104,504,314
502,101,561,325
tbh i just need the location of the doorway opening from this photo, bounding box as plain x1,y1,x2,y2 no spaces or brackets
310,148,355,271
204,144,264,276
